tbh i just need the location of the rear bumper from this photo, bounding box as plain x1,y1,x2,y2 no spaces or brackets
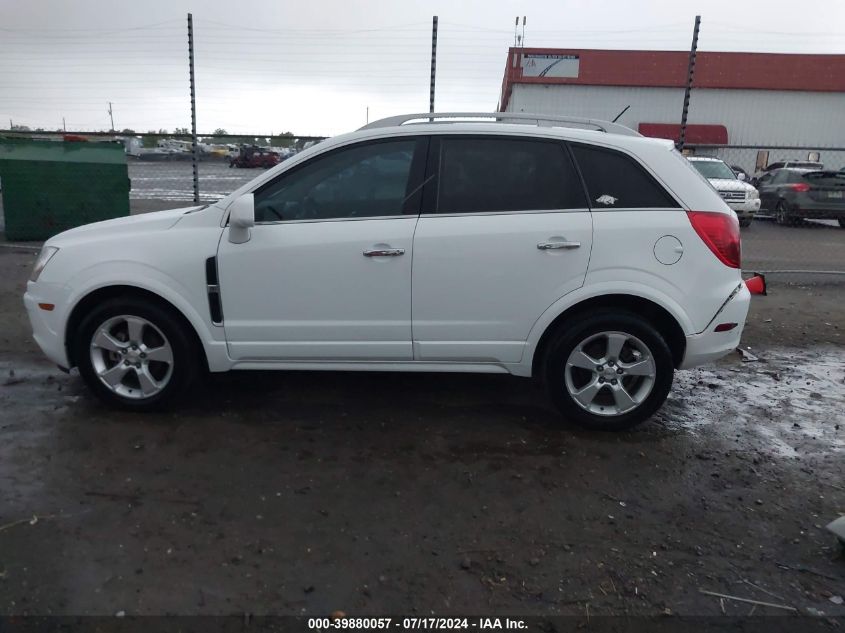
679,283,750,369
789,202,845,219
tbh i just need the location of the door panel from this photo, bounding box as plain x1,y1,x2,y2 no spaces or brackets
412,212,592,362
216,136,427,362
218,218,416,360
411,135,593,364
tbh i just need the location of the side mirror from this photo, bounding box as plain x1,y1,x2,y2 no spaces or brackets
228,194,255,244
737,172,746,181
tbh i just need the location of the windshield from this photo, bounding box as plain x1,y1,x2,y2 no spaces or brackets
690,159,737,180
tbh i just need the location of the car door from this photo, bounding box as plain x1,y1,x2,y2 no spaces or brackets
216,136,427,361
411,135,592,363
756,170,781,211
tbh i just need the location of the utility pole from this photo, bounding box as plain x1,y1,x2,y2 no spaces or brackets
678,15,700,152
366,106,369,125
187,12,199,204
62,117,66,132
429,16,438,114
107,102,115,131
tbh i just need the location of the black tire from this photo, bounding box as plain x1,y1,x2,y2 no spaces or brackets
543,310,674,431
838,219,845,229
739,218,752,228
73,296,199,411
775,200,801,226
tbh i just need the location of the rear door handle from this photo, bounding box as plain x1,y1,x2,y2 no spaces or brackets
537,241,581,250
363,248,405,257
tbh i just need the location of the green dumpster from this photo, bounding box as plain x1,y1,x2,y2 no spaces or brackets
0,137,130,241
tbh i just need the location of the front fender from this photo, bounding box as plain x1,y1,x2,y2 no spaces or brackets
63,261,232,372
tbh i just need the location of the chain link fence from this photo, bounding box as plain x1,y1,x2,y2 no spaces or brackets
685,144,845,277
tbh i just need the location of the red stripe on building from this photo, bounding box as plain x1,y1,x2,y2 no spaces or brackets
499,48,845,111
638,123,728,144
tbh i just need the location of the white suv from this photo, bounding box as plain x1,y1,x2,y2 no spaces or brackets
687,156,761,227
24,113,750,430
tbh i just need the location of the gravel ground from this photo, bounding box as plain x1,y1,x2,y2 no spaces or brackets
0,243,843,618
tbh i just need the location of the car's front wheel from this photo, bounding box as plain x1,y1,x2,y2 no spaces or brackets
74,297,199,410
543,311,674,431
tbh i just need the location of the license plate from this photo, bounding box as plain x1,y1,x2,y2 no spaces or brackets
828,190,844,199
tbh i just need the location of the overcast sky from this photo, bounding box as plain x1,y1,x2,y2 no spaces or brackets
1,0,844,137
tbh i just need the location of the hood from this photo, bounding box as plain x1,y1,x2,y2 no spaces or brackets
707,178,756,192
46,206,202,248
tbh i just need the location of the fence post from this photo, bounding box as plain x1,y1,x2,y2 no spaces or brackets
429,16,438,115
187,13,199,205
678,15,700,151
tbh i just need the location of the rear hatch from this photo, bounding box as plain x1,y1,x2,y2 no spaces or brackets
801,171,845,204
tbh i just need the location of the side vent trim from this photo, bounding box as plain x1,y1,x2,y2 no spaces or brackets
205,256,224,325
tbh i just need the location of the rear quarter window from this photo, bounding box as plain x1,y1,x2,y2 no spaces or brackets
571,144,679,209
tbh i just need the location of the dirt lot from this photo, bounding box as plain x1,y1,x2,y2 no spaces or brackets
0,244,843,618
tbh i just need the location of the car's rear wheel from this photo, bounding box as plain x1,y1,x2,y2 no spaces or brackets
543,311,674,431
838,218,845,229
775,200,800,226
74,297,198,410
739,217,752,228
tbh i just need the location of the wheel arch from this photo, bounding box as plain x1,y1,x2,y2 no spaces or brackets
530,293,687,379
64,285,209,372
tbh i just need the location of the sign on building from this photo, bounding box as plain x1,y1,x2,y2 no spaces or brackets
521,54,580,78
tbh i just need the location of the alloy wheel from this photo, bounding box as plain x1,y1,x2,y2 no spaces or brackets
564,331,656,416
89,315,174,399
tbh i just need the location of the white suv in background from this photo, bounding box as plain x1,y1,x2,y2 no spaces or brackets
688,156,760,227
24,113,750,431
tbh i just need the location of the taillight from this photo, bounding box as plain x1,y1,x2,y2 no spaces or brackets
789,182,810,192
687,211,741,269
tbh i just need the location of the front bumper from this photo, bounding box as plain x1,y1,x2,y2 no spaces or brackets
24,281,72,369
679,283,751,369
727,198,760,218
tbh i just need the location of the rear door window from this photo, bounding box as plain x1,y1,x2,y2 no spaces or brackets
434,137,587,213
771,170,791,184
571,144,679,209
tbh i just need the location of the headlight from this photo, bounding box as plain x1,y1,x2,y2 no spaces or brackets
747,188,760,200
30,246,59,282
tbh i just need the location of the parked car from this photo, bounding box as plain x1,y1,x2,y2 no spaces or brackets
751,160,824,186
756,168,845,226
687,157,760,227
24,112,749,431
229,146,281,169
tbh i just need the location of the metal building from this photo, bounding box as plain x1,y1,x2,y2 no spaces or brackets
498,48,845,170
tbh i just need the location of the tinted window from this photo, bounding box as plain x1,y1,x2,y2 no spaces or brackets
254,139,418,222
435,137,586,213
571,144,678,209
771,170,790,184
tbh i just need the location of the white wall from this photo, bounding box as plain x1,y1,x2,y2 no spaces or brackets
507,84,845,148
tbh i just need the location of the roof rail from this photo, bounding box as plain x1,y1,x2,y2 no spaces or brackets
359,112,641,137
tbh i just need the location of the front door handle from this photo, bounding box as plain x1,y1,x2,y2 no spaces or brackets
537,241,581,250
363,248,405,257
